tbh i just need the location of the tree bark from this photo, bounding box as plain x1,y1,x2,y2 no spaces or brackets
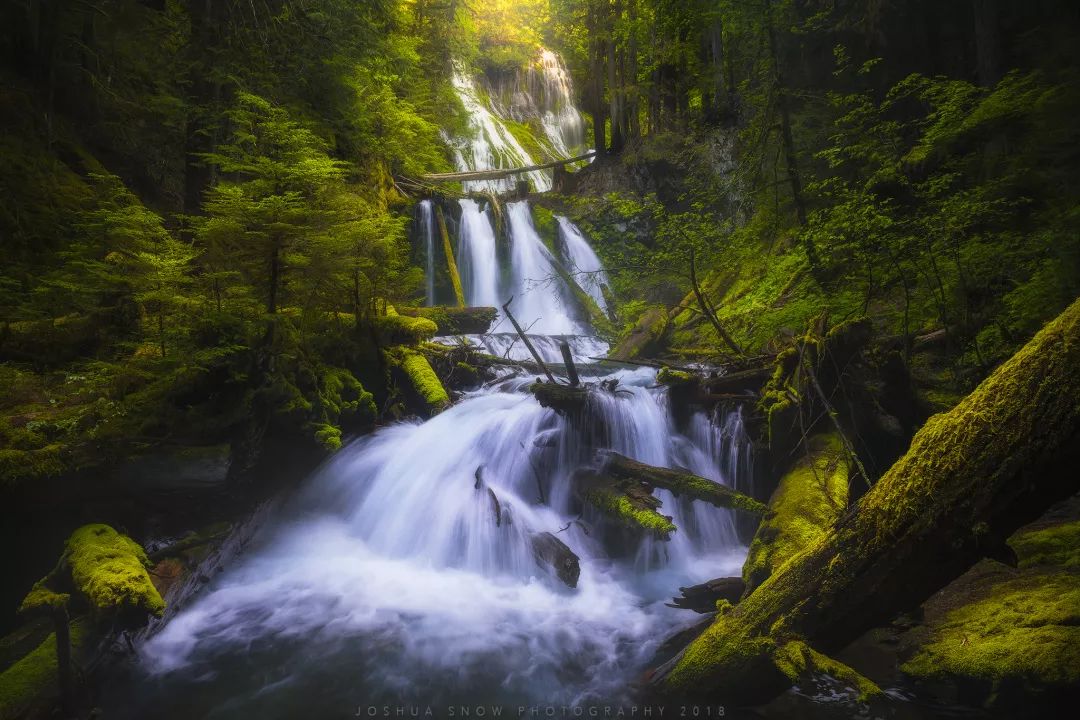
649,298,1080,704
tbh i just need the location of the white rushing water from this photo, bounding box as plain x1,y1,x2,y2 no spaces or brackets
486,48,587,161
556,216,611,314
108,47,750,719
447,67,551,194
120,369,751,718
419,200,437,305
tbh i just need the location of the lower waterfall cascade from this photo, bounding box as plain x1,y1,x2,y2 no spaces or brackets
104,368,753,717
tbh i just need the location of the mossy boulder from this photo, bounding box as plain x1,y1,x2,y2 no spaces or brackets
743,433,849,593
374,315,438,346
901,561,1080,704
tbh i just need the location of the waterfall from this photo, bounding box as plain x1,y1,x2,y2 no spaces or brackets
116,369,751,715
447,67,551,194
504,201,584,336
457,200,500,308
419,200,436,306
104,47,751,717
486,49,587,160
556,216,611,313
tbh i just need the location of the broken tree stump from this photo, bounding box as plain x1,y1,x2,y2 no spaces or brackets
668,577,747,613
529,532,581,588
529,380,590,413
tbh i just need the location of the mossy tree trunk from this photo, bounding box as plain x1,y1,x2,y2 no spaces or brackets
650,297,1080,705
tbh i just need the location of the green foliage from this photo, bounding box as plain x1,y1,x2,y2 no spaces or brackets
0,620,87,720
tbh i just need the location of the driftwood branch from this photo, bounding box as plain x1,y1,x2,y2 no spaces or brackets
502,296,557,383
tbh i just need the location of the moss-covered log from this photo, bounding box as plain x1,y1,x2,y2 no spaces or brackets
599,452,766,515
385,347,450,414
27,524,165,618
742,433,848,593
529,380,589,414
397,306,498,335
374,314,438,346
434,204,466,307
649,298,1080,704
574,470,676,539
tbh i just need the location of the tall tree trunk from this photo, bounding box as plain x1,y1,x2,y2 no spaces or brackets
626,0,640,141
588,0,608,153
607,0,624,153
972,0,1000,87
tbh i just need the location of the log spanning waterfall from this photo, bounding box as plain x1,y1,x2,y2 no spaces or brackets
102,50,751,718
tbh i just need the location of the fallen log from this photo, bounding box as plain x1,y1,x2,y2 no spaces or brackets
573,469,676,539
529,380,589,414
648,297,1080,705
397,306,498,335
704,366,773,395
599,452,766,515
529,532,581,588
668,577,747,613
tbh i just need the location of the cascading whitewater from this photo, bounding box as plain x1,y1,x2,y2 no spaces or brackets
102,45,752,718
504,201,585,336
456,200,501,308
486,49,587,160
447,67,551,194
556,215,611,313
419,200,437,305
110,368,751,717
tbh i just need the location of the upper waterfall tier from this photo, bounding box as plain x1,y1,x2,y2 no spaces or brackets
445,49,587,193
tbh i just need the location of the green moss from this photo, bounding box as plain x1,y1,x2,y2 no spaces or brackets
503,118,552,166
374,315,438,345
386,347,450,412
775,640,883,701
0,620,87,720
397,306,498,335
1008,520,1080,569
661,614,788,699
0,446,66,488
657,367,696,386
743,433,848,591
582,488,677,537
18,584,70,614
902,569,1080,688
64,524,165,616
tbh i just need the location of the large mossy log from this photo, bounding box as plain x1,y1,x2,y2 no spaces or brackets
649,298,1080,705
741,433,848,594
599,452,766,515
397,306,498,335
